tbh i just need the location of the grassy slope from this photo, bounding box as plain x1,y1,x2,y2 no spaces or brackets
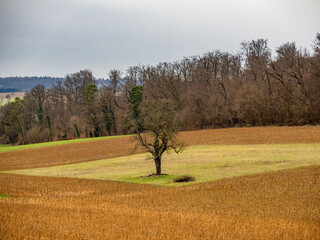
6,143,320,186
0,134,131,152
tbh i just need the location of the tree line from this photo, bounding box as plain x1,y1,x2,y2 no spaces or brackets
1,34,320,145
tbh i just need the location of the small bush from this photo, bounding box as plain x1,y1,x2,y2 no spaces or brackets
173,175,195,183
26,126,50,144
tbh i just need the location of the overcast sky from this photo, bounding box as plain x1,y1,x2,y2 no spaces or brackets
0,0,319,78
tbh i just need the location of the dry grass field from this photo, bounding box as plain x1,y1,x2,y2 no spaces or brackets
6,143,320,186
0,126,319,239
1,126,320,171
0,166,319,239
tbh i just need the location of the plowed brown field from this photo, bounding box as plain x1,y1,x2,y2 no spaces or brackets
0,165,319,239
1,126,320,171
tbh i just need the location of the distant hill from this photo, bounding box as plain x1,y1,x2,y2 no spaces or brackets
0,77,108,92
0,77,64,92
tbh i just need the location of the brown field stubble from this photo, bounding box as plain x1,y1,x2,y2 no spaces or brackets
0,166,319,239
1,126,320,171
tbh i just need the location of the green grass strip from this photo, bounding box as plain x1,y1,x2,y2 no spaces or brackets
0,194,11,198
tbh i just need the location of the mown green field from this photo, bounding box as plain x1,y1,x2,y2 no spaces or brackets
0,99,13,107
5,143,320,186
0,134,131,153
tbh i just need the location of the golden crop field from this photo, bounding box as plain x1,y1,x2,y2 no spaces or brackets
0,126,319,239
0,166,319,239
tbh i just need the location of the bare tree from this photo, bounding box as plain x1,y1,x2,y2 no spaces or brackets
99,86,116,136
64,69,96,112
85,83,100,137
241,39,271,82
132,98,183,175
28,84,46,125
108,69,122,94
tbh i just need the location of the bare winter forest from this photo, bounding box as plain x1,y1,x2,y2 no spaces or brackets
1,34,320,144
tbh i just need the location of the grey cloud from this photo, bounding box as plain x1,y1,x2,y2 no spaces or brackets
0,0,319,78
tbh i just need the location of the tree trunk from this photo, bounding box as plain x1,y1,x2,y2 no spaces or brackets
219,81,234,127
111,110,117,134
154,157,161,175
47,116,53,141
74,124,80,138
